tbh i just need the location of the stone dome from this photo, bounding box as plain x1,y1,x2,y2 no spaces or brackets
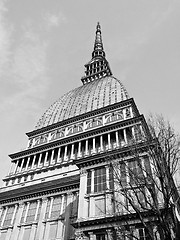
35,76,129,129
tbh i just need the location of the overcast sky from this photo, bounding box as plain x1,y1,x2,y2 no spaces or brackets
0,0,180,185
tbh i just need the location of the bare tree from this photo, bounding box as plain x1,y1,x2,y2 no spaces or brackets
111,114,180,240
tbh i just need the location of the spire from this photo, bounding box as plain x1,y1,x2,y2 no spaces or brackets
92,22,105,58
81,23,112,85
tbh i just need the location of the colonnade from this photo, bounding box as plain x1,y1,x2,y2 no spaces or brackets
6,125,143,186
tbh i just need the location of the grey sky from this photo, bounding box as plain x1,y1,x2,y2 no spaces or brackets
0,0,180,185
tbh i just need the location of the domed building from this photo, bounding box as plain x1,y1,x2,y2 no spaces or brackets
0,23,158,240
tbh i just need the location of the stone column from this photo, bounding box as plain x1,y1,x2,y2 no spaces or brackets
35,200,41,221
130,106,133,118
48,197,54,219
89,170,95,217
123,129,127,144
38,153,42,168
57,147,61,163
11,202,25,240
35,198,48,240
31,155,36,169
108,133,111,150
50,149,55,165
131,126,135,141
85,140,89,156
1,207,7,227
105,166,110,190
11,204,18,225
25,157,30,171
14,160,19,174
44,151,49,166
56,195,65,240
24,202,30,223
91,169,95,193
70,144,75,160
78,141,82,158
64,146,68,161
78,170,88,219
100,135,103,152
92,138,96,154
115,131,119,148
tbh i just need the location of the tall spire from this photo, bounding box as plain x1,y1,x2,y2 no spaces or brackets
92,22,105,58
81,23,112,85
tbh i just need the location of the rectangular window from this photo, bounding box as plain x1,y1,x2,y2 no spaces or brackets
120,162,127,186
128,160,143,185
87,167,113,193
51,196,62,219
94,167,106,193
3,206,15,226
26,201,37,222
20,204,27,223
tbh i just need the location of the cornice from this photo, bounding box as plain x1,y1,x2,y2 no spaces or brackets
0,174,80,204
9,114,145,160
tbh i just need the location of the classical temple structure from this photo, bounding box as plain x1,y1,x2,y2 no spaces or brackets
0,23,167,240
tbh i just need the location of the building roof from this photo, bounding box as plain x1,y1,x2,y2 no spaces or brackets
35,76,129,129
35,23,129,130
